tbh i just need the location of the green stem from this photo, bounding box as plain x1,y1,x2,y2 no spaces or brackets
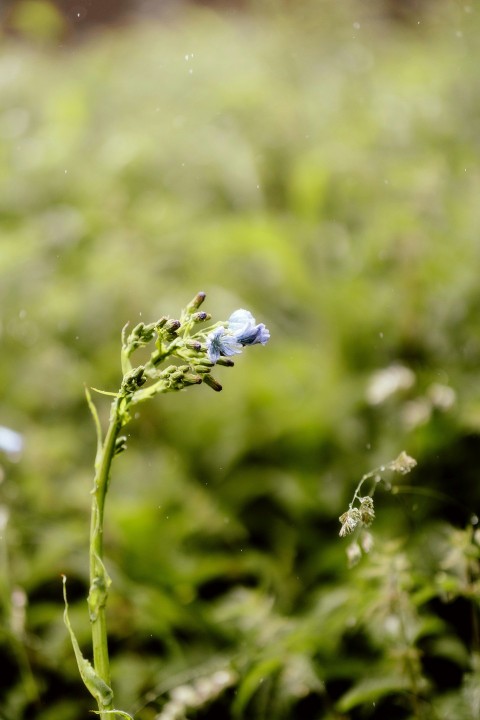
88,397,122,718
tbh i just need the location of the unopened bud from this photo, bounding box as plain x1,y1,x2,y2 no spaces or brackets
155,316,168,329
123,365,146,390
124,322,155,353
185,340,203,351
164,319,181,335
135,368,146,386
216,357,235,367
193,365,213,374
186,291,206,312
191,311,211,322
203,374,222,392
131,322,144,337
182,373,203,386
139,322,156,342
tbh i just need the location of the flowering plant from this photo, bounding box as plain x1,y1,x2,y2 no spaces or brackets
62,292,269,720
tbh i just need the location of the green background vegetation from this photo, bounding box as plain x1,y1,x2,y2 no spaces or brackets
1,1,480,718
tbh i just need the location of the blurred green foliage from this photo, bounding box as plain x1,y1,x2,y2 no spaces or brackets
1,1,480,718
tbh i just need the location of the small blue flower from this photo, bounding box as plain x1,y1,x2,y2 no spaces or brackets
228,309,270,347
205,309,270,364
206,327,242,363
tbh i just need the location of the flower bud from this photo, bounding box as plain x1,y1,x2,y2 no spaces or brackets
193,365,214,374
123,366,146,391
191,311,211,323
134,367,146,386
182,373,203,386
184,340,203,351
164,319,181,336
203,374,223,392
186,291,206,312
216,357,235,367
131,322,144,337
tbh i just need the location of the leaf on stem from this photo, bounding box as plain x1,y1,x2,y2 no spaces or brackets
62,575,114,708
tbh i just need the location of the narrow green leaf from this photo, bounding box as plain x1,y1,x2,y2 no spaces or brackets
90,387,120,397
62,575,114,708
336,675,411,712
232,657,283,716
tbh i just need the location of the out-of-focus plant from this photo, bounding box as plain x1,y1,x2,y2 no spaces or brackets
331,455,480,719
338,451,417,566
0,432,40,717
62,292,269,719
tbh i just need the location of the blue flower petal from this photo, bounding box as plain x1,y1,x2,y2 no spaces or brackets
238,323,270,346
206,327,242,363
228,309,270,347
228,309,255,335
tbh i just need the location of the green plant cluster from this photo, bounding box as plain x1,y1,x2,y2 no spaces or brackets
1,1,480,718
